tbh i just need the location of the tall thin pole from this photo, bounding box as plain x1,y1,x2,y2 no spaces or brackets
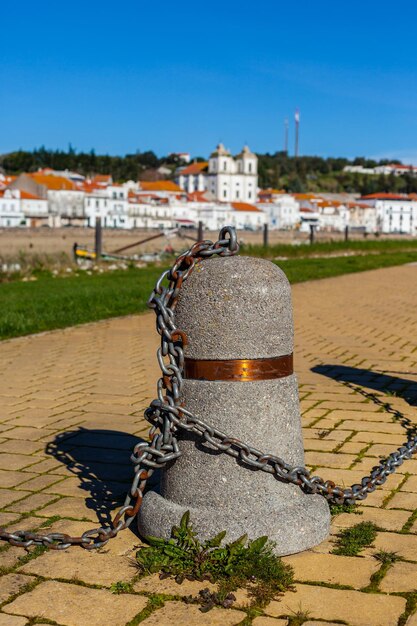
95,217,102,261
294,108,300,157
197,221,204,242
263,223,269,247
284,118,289,155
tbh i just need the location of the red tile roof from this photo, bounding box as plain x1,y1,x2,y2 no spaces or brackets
179,162,208,175
140,181,182,192
29,174,77,191
92,174,112,185
231,202,262,213
20,191,43,200
361,193,407,200
187,191,208,202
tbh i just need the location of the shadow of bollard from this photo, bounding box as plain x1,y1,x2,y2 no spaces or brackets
44,427,158,528
312,364,417,407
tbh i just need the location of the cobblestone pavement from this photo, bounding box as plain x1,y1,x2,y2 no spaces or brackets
0,263,416,626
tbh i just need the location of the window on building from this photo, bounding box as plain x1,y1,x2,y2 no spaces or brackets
248,191,252,199
248,163,252,173
223,190,227,198
223,161,227,171
96,200,99,208
236,191,240,199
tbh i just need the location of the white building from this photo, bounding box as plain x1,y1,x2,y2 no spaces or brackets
0,189,26,227
176,162,208,194
84,184,129,229
0,188,51,228
257,190,300,229
360,193,417,234
177,143,258,203
28,173,85,220
347,202,377,233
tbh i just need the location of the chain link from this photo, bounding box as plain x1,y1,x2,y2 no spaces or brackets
1,225,416,550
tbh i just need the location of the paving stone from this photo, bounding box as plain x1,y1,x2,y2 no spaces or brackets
140,601,246,625
351,432,407,445
6,493,58,514
0,454,36,470
373,531,417,561
134,573,217,596
0,511,21,526
35,496,102,521
308,429,350,442
406,611,417,625
337,441,368,454
0,469,37,489
386,491,417,510
0,489,31,509
304,623,347,626
305,451,356,469
357,488,386,508
333,507,410,531
16,474,64,492
401,475,417,492
282,551,378,588
252,618,288,625
338,421,405,435
3,580,148,626
0,440,43,455
0,615,28,626
380,561,417,592
18,546,137,586
0,573,33,603
303,439,338,452
0,264,416,624
266,583,406,626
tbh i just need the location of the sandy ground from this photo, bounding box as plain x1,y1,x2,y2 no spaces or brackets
0,227,396,260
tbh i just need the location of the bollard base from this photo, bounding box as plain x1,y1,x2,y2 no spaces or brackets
138,489,330,556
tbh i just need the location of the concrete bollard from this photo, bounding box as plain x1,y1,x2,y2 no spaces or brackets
138,255,330,555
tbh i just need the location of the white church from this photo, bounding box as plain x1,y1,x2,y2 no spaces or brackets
176,143,258,203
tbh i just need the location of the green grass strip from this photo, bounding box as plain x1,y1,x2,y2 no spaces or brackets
0,251,415,340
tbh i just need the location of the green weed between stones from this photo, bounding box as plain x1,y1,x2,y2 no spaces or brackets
110,581,135,594
136,511,294,611
362,551,401,593
332,521,378,556
329,502,361,516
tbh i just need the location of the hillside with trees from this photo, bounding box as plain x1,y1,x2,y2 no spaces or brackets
2,147,417,195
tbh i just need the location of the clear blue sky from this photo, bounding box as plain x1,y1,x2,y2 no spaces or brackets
2,1,417,161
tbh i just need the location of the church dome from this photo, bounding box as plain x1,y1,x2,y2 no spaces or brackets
210,143,231,157
236,145,257,159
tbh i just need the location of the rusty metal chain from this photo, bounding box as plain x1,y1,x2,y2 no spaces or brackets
1,225,416,550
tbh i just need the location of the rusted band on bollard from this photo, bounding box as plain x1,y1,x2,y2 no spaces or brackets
183,354,293,382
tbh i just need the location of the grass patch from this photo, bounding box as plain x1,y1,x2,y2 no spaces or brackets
136,511,294,611
329,503,361,517
362,551,401,593
398,591,417,626
0,249,416,340
242,237,417,259
332,521,378,556
276,250,417,284
110,581,135,594
0,265,162,340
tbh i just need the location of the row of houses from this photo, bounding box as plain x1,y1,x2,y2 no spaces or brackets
344,163,417,176
1,169,417,235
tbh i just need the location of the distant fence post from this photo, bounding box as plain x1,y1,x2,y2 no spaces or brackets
197,221,204,242
95,217,102,261
309,224,315,245
263,223,269,247
344,225,349,242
